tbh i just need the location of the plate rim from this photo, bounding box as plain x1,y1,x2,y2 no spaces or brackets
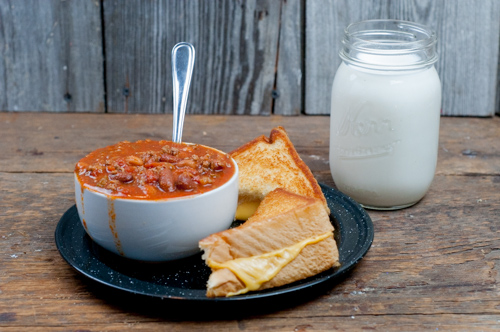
55,183,374,302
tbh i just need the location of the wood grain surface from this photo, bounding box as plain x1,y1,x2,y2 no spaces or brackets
103,0,282,115
274,0,303,116
0,0,104,112
1,113,499,331
1,0,499,116
305,0,500,116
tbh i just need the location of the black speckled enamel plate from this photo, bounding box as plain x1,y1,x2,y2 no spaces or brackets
55,183,373,302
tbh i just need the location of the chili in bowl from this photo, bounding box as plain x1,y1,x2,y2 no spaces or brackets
74,139,238,262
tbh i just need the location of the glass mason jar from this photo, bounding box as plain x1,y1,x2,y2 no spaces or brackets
329,20,441,210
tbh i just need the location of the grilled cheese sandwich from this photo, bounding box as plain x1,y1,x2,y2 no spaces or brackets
230,126,329,220
199,188,339,297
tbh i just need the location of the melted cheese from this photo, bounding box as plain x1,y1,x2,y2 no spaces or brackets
207,231,332,296
234,200,261,220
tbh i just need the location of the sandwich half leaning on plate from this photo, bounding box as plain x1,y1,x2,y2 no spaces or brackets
199,188,340,297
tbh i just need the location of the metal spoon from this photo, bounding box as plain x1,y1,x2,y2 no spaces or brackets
171,42,195,143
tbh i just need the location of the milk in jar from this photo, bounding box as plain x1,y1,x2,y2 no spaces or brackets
329,20,442,210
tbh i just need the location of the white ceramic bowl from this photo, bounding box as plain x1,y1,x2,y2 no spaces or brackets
74,159,238,262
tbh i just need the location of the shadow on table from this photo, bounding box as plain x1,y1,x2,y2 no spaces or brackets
79,271,352,321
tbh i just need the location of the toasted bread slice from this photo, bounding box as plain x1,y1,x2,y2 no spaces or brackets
199,188,340,297
230,126,329,220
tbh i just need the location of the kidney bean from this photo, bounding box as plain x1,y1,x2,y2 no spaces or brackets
111,172,134,183
159,168,175,192
176,172,197,190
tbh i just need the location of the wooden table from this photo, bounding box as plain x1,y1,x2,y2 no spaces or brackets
1,113,499,331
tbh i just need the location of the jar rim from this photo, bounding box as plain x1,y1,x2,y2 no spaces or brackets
340,19,438,71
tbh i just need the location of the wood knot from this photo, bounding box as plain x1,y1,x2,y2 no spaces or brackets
462,149,478,157
64,93,72,102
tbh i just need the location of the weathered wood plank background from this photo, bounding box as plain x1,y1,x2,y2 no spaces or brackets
0,0,104,112
0,0,499,116
306,0,500,117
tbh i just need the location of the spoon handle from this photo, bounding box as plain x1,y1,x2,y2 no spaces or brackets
172,42,195,143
